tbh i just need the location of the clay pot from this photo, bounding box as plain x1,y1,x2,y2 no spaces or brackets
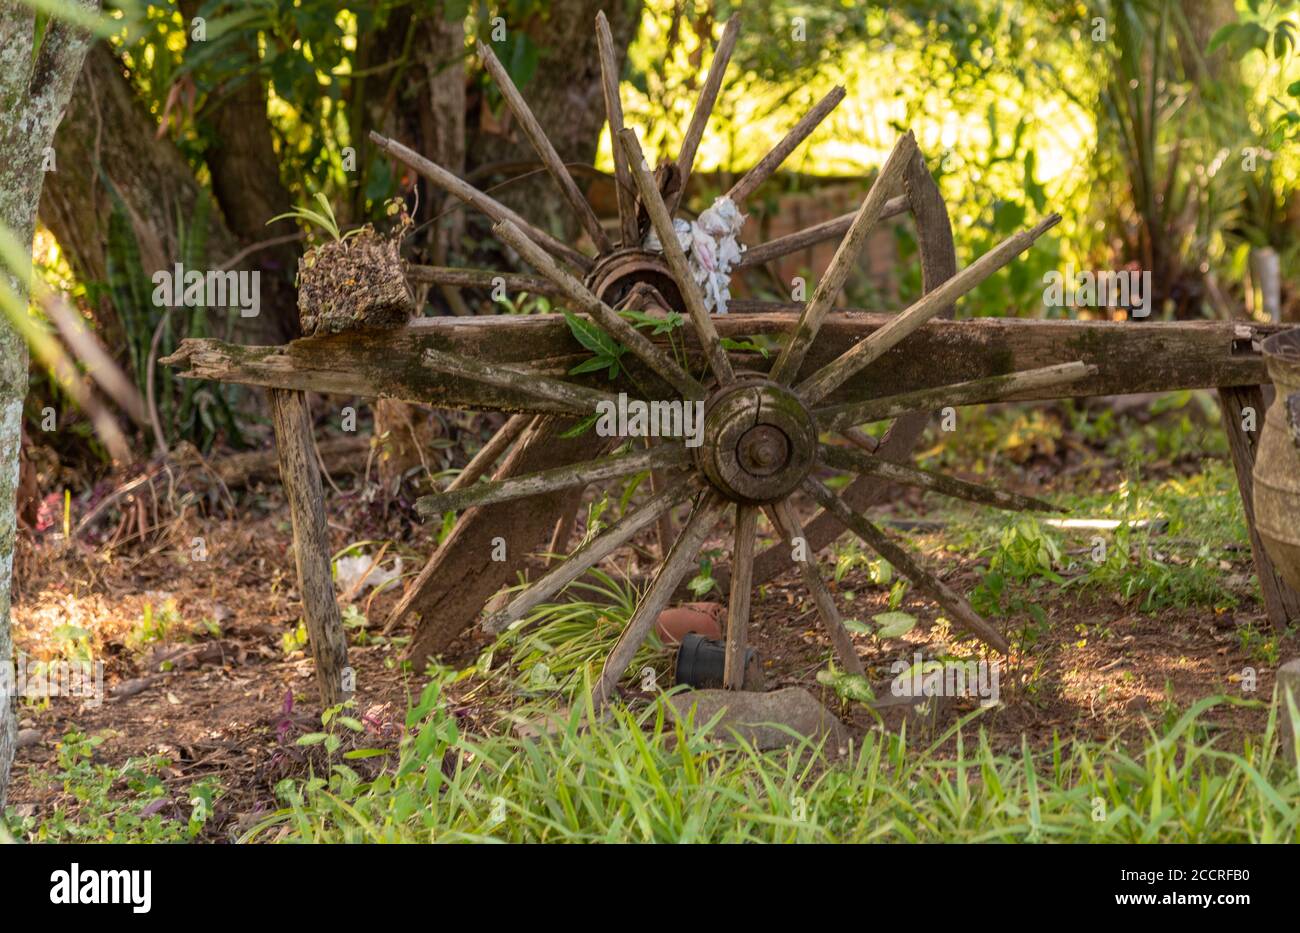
1253,328,1300,592
655,601,725,645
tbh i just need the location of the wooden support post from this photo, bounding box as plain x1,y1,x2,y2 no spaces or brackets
270,389,350,707
1218,384,1300,629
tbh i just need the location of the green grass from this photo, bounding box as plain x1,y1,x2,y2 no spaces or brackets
238,681,1300,844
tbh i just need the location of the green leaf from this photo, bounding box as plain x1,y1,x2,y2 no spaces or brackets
872,611,918,639
842,618,871,634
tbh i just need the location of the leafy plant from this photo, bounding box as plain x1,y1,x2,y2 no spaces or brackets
267,192,359,243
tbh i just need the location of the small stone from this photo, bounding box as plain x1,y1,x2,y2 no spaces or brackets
16,729,42,749
665,687,850,750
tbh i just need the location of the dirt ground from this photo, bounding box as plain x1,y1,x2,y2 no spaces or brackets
7,440,1296,840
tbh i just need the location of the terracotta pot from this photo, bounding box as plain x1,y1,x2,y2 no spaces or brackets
655,601,725,645
1253,328,1300,591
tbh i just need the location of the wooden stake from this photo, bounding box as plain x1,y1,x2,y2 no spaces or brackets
619,127,735,385
369,130,592,271
767,499,865,676
492,218,706,400
416,443,690,516
816,361,1096,432
270,389,349,706
767,132,919,385
725,504,759,689
804,477,1010,653
797,213,1062,404
819,443,1062,513
593,491,727,707
671,17,741,213
483,478,702,634
726,86,846,205
737,196,910,270
476,40,611,253
597,11,639,247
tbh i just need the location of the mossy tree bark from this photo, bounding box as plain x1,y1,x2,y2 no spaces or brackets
0,0,98,808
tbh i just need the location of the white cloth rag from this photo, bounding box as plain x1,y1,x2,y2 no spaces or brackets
644,195,747,313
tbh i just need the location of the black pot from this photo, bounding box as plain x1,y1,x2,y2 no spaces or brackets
674,633,762,690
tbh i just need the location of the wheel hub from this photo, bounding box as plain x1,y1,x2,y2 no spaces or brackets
694,376,817,503
585,248,686,314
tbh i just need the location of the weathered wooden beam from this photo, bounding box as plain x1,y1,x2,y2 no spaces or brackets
269,389,350,706
164,313,1284,411
726,86,846,205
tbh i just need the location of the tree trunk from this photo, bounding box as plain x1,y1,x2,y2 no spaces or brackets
39,41,296,346
0,0,98,810
465,0,640,243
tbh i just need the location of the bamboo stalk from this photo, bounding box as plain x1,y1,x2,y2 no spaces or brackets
818,443,1062,513
768,131,919,385
415,443,690,516
482,478,702,634
796,213,1062,404
726,86,846,205
596,11,639,247
671,17,741,213
369,130,592,271
476,40,611,253
593,491,728,707
492,218,706,400
619,127,735,385
422,347,617,417
816,361,1095,433
446,414,533,493
406,264,561,297
803,477,1010,653
725,504,759,689
736,196,909,270
767,499,865,676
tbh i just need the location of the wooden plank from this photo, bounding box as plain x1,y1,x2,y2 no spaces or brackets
394,417,617,662
1218,385,1300,628
269,389,349,706
164,314,1283,412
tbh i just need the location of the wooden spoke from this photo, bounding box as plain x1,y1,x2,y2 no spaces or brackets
819,443,1062,513
767,132,919,385
492,218,706,400
816,361,1097,432
369,130,592,272
596,11,639,247
446,414,534,494
406,265,561,298
841,427,880,454
422,347,618,418
481,477,703,635
477,41,611,253
725,504,759,689
766,499,865,676
796,213,1062,405
593,491,728,707
619,128,735,386
803,477,1010,653
736,196,909,270
671,16,741,214
726,86,846,205
415,444,691,517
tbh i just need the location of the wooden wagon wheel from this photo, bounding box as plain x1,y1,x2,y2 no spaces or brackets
364,12,1100,704
381,10,996,631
